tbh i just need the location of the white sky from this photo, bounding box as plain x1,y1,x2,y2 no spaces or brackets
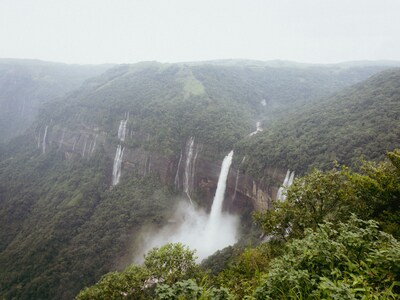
1,0,399,64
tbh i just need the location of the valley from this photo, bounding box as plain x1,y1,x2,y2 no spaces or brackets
0,59,399,299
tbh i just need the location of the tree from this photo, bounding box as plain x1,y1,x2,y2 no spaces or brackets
254,216,400,299
155,279,233,300
255,150,400,240
144,243,199,285
75,243,200,299
76,265,150,300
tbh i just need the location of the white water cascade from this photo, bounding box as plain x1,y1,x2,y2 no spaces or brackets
112,113,130,185
118,120,128,142
37,129,41,149
249,121,263,136
137,150,238,262
207,150,234,231
183,137,197,204
174,151,183,190
276,170,295,201
42,125,48,154
91,134,98,154
288,171,295,187
117,112,129,142
112,145,124,186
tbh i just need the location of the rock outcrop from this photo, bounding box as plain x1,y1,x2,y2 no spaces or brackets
44,125,287,212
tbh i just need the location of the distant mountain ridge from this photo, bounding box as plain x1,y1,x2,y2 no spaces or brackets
0,59,399,299
0,59,112,142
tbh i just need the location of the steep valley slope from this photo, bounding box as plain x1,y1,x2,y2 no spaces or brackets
0,60,399,299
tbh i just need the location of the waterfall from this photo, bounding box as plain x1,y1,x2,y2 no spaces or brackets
283,170,290,186
288,171,295,186
82,136,88,157
276,170,295,201
183,137,195,203
112,145,124,186
208,151,233,226
190,145,199,193
42,125,48,154
117,112,129,142
138,150,238,262
37,129,41,149
174,150,183,190
118,119,128,142
206,151,234,247
249,121,263,136
91,134,98,154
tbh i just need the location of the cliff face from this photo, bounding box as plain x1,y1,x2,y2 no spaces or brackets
43,125,287,213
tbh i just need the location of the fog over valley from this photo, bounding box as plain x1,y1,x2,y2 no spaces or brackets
0,1,399,299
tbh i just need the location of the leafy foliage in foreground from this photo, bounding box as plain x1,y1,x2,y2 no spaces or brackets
77,243,205,300
254,216,400,299
255,150,400,240
76,218,400,300
76,152,400,299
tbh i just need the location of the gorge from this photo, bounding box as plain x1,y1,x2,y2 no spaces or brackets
1,59,399,299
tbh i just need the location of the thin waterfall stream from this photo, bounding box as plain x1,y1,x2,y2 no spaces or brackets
112,113,129,186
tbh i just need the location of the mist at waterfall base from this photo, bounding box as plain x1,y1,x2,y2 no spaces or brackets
134,151,239,262
135,201,239,262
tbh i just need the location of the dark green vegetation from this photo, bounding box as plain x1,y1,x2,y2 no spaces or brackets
0,60,399,299
76,151,400,299
37,61,390,160
0,59,111,143
0,144,176,299
238,68,400,176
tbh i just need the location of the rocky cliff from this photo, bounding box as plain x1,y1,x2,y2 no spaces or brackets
42,124,287,212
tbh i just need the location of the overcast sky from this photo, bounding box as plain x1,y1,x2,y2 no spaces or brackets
1,0,399,65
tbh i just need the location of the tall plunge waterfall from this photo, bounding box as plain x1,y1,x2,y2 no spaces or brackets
138,150,239,262
207,150,234,228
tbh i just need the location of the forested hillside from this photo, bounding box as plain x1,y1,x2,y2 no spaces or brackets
0,60,399,299
33,61,391,160
0,59,111,142
238,68,400,177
